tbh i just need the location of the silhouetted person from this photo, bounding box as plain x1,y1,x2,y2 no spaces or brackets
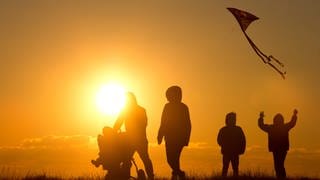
258,109,298,179
114,92,154,180
91,126,133,180
158,86,191,180
91,126,115,168
217,112,246,177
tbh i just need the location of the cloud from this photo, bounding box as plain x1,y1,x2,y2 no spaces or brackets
18,135,97,150
186,142,217,150
0,135,101,177
149,141,218,150
289,147,320,155
246,145,264,152
1,137,320,177
0,135,98,164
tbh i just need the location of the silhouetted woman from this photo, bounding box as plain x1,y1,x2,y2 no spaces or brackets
114,92,154,180
157,86,191,180
258,109,298,178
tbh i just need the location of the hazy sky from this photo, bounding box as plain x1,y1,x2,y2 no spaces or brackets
1,0,320,177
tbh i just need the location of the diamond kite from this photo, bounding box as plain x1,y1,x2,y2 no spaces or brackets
227,7,286,79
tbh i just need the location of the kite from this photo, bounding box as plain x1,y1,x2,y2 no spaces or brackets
227,7,286,79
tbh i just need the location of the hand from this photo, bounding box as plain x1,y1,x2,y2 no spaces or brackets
293,109,298,115
259,111,265,118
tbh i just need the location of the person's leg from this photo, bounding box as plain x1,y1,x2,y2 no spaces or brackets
165,143,184,179
174,145,185,180
278,151,287,178
222,155,230,177
273,151,281,178
165,144,177,179
136,142,154,179
121,159,132,180
231,155,239,177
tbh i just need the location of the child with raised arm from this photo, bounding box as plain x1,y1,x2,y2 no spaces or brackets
258,109,298,178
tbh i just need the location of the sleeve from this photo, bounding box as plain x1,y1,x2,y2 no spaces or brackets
217,129,223,146
184,105,192,146
285,113,297,130
258,117,270,132
142,108,148,128
113,113,124,132
158,105,168,141
239,128,246,154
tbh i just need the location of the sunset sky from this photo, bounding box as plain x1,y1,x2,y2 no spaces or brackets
1,0,320,177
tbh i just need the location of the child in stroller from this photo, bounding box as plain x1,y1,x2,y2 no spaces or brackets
91,126,146,180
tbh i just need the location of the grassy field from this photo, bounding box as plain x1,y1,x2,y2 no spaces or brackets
1,166,319,180
2,175,319,180
1,172,319,180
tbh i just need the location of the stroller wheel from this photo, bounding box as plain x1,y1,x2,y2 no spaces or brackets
137,169,146,180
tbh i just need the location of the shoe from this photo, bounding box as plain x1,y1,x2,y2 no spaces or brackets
177,171,186,180
91,159,99,167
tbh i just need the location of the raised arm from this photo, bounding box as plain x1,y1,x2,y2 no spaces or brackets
113,113,124,132
258,111,270,132
285,109,298,130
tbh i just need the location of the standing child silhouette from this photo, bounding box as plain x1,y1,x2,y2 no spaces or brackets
258,109,298,178
157,86,191,180
217,112,246,177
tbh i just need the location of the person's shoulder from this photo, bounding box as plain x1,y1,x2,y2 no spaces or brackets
136,105,146,112
180,102,189,109
181,102,188,106
164,102,184,107
235,126,245,132
164,102,170,107
219,126,228,131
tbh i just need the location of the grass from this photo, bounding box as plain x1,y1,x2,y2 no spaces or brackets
16,175,320,180
1,168,319,180
1,174,319,180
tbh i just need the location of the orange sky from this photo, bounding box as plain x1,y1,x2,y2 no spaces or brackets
1,0,320,177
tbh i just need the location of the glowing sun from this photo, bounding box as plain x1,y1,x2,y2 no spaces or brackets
96,83,126,116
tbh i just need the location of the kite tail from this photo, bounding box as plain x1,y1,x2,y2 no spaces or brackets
268,55,284,67
243,31,268,63
267,61,286,79
243,30,286,79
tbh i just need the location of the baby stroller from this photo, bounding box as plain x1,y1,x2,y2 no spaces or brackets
91,127,146,180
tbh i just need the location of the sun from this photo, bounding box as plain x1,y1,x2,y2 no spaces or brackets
96,83,126,116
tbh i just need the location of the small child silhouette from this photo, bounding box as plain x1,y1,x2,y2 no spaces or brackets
91,126,135,179
258,109,298,178
91,126,116,168
217,112,246,177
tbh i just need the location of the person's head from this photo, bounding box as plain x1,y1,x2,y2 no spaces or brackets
225,112,236,126
273,113,284,126
166,86,182,103
125,92,137,107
